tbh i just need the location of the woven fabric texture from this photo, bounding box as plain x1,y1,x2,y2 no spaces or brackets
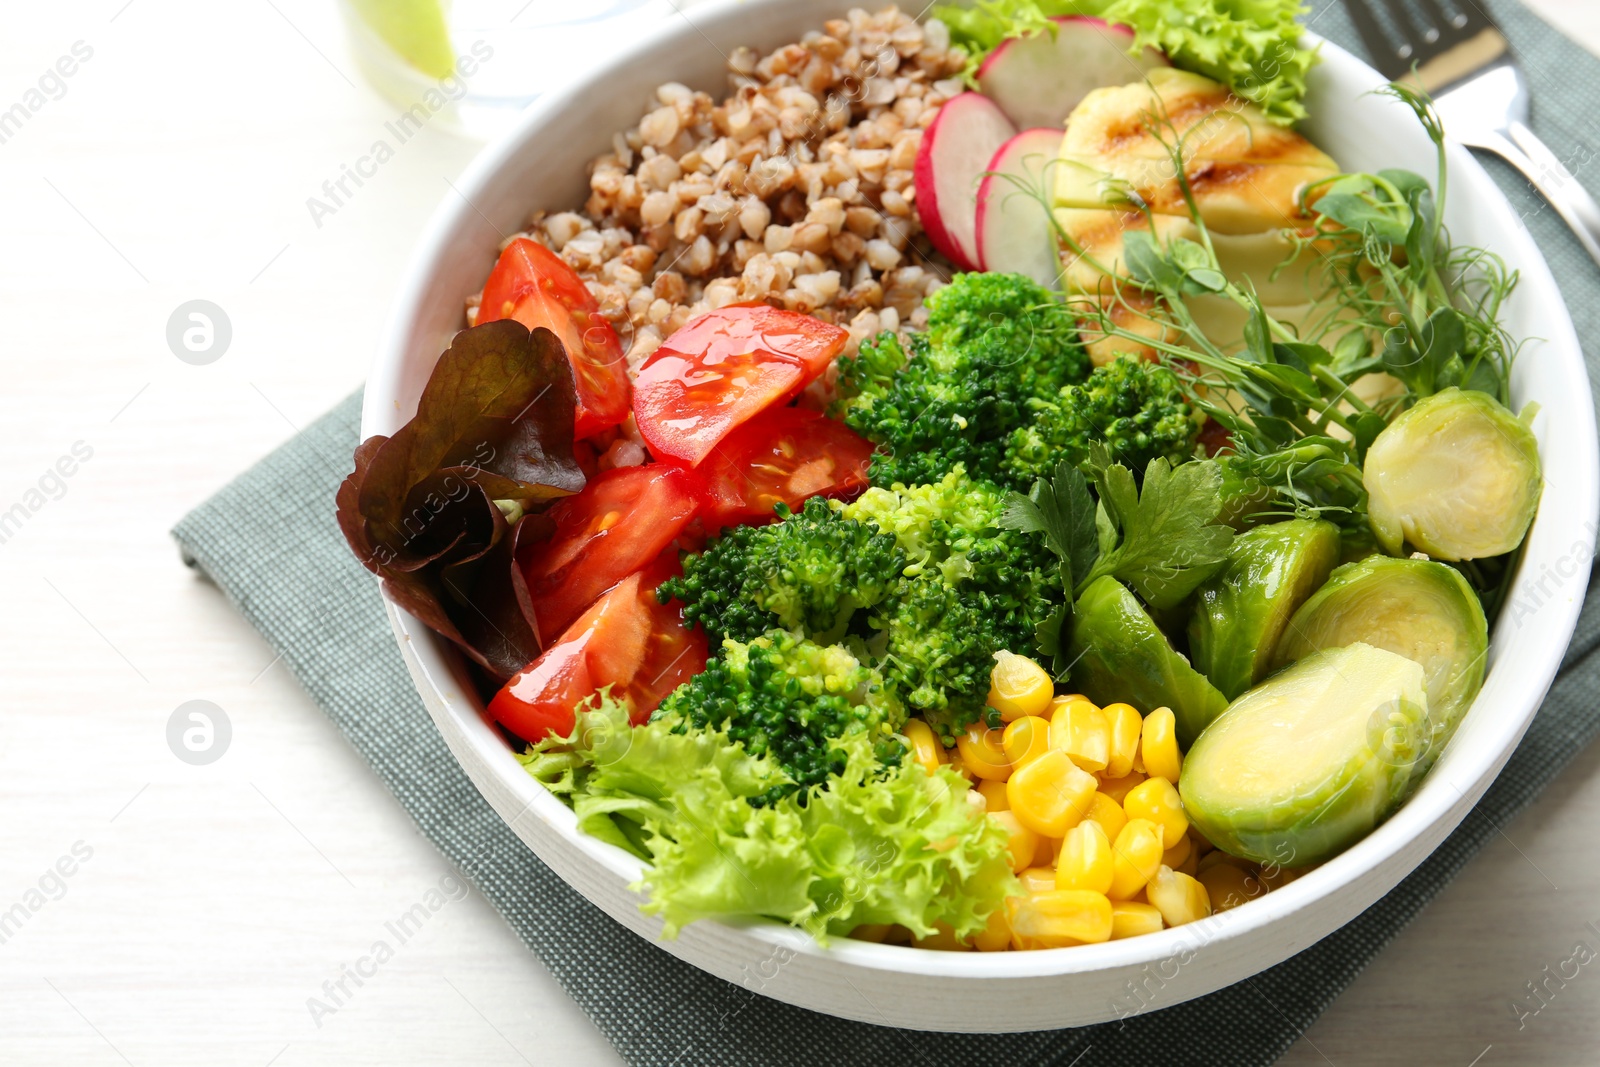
172,2,1600,1062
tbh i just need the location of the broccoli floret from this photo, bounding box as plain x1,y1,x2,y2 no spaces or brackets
835,273,1090,489
831,329,907,411
1006,355,1201,485
659,496,903,646
655,630,906,800
839,468,1063,740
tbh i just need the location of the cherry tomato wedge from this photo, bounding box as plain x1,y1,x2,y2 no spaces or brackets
626,555,709,718
520,464,699,639
487,564,707,740
632,304,848,467
696,407,875,528
477,237,630,440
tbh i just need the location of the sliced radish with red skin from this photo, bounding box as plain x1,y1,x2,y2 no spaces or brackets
913,92,1016,271
976,128,1069,288
976,17,1168,132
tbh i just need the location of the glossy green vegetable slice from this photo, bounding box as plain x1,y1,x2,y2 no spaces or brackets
1068,576,1228,747
1189,519,1340,700
1180,642,1429,866
1272,555,1488,772
1364,387,1541,561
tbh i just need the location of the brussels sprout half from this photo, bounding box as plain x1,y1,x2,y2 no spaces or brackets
1068,576,1228,747
1364,387,1541,561
1180,643,1429,866
1273,555,1488,773
1189,519,1341,700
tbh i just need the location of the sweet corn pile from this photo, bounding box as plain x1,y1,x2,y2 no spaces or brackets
862,650,1307,951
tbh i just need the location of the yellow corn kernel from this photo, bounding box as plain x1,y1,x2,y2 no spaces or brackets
971,906,1012,952
956,722,1012,782
1258,863,1311,891
1051,699,1112,772
1097,770,1147,805
1044,695,1089,748
1196,862,1263,912
988,650,1055,721
1031,833,1061,869
976,778,1010,813
1002,715,1051,769
1006,749,1098,837
1102,702,1143,778
1108,818,1165,900
1141,707,1182,783
1161,831,1192,871
1124,776,1189,848
1007,890,1113,947
988,810,1040,874
1019,866,1057,894
1109,900,1165,940
1196,849,1252,875
912,921,974,951
1146,865,1211,927
1056,820,1115,894
1177,850,1199,877
1085,792,1128,841
903,719,945,776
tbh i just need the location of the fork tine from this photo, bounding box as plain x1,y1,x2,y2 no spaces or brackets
1341,0,1414,80
1444,0,1497,36
1414,0,1473,48
1375,0,1428,63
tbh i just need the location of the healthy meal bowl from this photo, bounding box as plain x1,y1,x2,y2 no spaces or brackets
349,0,1598,1032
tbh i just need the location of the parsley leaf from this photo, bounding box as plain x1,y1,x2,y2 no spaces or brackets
1082,457,1235,610
999,460,1099,587
1000,461,1100,675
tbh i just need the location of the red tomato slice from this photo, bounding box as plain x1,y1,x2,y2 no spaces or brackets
624,555,709,722
632,304,848,467
696,407,875,528
487,563,708,740
477,238,630,440
521,464,699,639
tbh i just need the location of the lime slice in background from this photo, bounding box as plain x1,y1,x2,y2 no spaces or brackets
346,0,456,79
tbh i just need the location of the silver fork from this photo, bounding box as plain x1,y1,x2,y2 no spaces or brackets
1341,0,1600,268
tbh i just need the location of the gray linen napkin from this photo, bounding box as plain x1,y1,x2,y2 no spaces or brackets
173,2,1600,1062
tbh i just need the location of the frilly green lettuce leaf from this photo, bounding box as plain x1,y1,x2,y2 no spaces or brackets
933,0,1315,125
1100,0,1317,124
521,698,1017,941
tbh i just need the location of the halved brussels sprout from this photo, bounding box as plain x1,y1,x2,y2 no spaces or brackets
1068,576,1228,747
1180,642,1429,866
1364,387,1541,560
1189,519,1341,700
1272,556,1487,772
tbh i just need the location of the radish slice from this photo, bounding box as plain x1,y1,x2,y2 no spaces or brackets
976,128,1067,288
977,17,1169,131
913,92,1017,271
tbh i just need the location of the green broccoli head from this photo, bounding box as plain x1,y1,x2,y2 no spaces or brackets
658,496,904,646
1006,354,1201,486
835,273,1090,490
840,468,1063,739
655,630,907,800
923,271,1086,401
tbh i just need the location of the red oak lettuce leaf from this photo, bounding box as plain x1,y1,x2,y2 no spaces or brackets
337,322,587,678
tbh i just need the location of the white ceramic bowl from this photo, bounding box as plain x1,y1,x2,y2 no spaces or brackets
362,2,1599,1032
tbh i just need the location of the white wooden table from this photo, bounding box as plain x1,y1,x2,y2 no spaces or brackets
1,2,1596,1063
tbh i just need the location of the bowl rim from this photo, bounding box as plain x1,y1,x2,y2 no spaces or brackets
361,1,1599,988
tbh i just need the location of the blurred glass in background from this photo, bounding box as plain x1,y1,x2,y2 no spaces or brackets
339,0,714,140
